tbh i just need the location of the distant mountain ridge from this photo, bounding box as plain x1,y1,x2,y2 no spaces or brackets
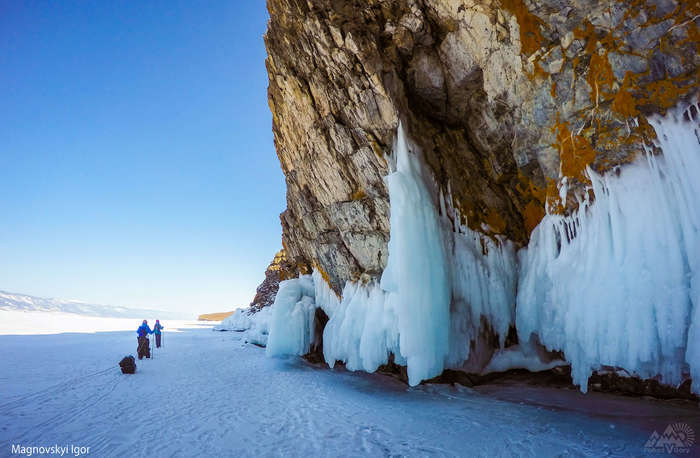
0,290,186,319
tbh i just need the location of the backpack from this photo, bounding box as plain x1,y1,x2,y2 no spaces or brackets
119,355,136,374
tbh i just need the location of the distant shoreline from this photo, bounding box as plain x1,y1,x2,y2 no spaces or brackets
198,311,235,321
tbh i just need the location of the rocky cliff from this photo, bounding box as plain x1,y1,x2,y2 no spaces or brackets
250,249,297,311
264,0,698,293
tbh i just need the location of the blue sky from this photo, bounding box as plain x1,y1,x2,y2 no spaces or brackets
0,1,286,316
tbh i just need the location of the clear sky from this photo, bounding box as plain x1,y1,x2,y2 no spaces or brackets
0,1,286,316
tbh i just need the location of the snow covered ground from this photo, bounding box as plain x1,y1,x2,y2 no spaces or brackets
1,316,698,457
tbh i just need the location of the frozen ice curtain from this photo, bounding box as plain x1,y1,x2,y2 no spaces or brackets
267,104,700,393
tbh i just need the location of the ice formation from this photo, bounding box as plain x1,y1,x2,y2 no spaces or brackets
268,123,519,386
322,280,402,373
266,275,317,356
481,340,566,375
442,199,518,370
377,123,452,384
217,307,271,347
265,104,700,393
517,103,700,392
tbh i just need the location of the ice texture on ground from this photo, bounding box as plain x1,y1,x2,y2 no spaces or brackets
517,104,700,392
3,317,697,457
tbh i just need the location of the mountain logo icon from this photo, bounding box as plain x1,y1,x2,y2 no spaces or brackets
644,423,695,454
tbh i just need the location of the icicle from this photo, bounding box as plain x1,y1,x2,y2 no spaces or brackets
268,122,519,385
266,107,700,395
378,121,451,385
266,275,316,357
517,104,700,392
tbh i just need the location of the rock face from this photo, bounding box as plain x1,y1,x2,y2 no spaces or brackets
264,0,699,292
250,249,298,312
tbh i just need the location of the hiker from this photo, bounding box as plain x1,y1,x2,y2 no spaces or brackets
136,320,153,360
153,319,164,348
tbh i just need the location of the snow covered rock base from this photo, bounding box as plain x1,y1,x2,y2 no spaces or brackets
265,104,700,393
216,307,271,347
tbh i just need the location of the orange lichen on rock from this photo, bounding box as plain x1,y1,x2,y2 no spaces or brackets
574,20,597,54
501,0,544,55
351,188,367,200
549,1,699,188
532,60,549,80
545,178,565,214
297,263,312,275
645,78,691,110
611,72,640,117
485,209,507,234
680,4,700,50
516,172,546,202
523,200,545,234
313,261,340,298
573,21,623,109
587,50,615,104
515,172,547,234
553,115,597,182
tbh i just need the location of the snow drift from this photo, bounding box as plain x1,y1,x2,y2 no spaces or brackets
264,103,700,393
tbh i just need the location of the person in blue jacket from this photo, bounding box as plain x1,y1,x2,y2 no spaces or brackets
153,320,164,348
136,320,153,359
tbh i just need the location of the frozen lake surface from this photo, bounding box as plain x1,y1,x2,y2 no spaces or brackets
1,313,698,457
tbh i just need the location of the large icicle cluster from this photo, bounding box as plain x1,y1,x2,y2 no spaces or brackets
267,124,517,385
378,124,452,384
440,195,518,370
265,104,700,393
266,276,317,356
518,104,700,392
322,280,399,373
